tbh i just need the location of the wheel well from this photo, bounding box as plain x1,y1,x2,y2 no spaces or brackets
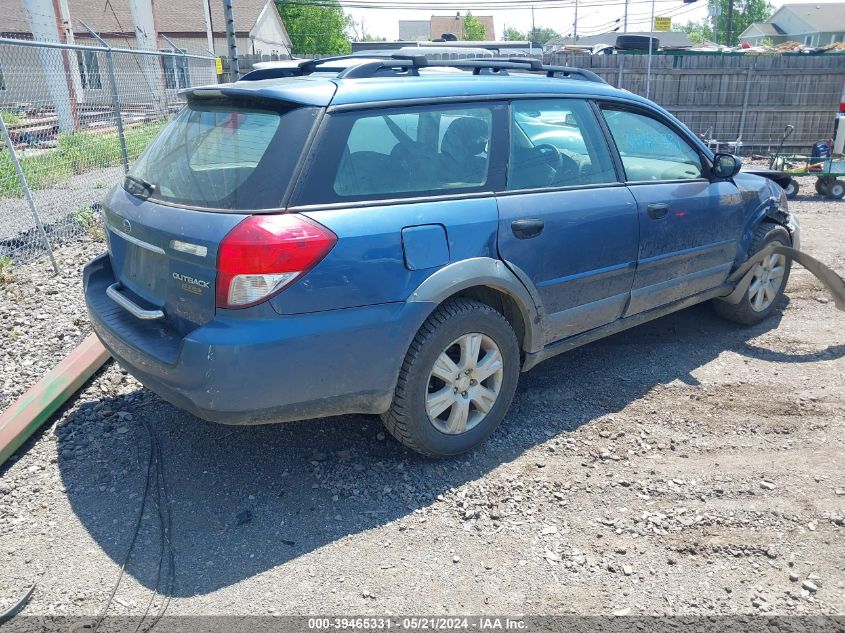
445,286,528,352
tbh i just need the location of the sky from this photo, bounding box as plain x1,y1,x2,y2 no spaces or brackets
344,0,838,41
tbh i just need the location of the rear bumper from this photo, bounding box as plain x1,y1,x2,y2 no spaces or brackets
84,254,431,424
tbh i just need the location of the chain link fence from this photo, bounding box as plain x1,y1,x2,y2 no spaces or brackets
0,36,217,267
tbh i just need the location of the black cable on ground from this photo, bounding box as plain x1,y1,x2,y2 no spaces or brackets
93,404,174,633
135,415,175,633
0,584,36,625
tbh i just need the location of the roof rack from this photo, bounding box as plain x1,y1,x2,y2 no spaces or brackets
239,54,606,84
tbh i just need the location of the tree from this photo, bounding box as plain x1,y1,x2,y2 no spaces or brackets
276,0,352,56
720,0,772,45
503,27,525,41
679,18,713,44
503,25,560,44
678,0,772,46
527,27,561,45
348,18,386,42
462,12,486,41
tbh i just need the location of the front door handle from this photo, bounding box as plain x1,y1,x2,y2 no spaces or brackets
511,218,545,239
647,203,669,220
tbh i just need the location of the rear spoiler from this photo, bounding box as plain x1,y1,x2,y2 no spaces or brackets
177,81,336,107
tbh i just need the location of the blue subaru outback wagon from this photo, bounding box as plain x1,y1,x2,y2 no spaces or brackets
84,56,800,457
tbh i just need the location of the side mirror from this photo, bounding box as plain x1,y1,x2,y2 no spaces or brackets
712,153,742,179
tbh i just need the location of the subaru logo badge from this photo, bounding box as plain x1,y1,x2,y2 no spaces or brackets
123,218,132,233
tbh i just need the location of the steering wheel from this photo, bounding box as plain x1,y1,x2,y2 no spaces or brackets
533,144,564,186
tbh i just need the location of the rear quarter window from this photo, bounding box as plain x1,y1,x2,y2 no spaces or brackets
295,102,507,205
127,103,319,210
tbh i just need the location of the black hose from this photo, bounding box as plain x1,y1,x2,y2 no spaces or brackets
0,584,36,625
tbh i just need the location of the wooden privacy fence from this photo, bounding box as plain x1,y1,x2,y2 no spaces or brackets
544,52,845,154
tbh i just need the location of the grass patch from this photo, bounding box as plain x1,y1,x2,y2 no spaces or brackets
0,120,166,198
1,110,23,126
0,255,13,285
71,205,105,242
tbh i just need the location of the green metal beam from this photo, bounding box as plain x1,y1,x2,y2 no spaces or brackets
0,334,110,467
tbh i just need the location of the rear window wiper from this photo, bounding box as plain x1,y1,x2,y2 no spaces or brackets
124,175,156,200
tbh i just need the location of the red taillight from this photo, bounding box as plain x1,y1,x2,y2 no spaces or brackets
216,214,336,309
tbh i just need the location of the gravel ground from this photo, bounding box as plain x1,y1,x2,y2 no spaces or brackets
0,238,103,411
0,194,843,619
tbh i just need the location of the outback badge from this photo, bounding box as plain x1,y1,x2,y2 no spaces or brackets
172,271,210,295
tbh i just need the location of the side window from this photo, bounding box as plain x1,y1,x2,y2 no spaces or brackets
601,108,704,182
329,105,494,200
508,99,617,190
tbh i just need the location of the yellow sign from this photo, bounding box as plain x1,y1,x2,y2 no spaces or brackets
653,17,672,31
215,57,224,75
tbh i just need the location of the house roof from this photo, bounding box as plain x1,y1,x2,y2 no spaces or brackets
548,31,694,48
1,0,274,37
741,22,787,37
771,3,845,33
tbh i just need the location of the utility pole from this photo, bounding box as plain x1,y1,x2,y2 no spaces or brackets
531,5,535,41
725,0,735,45
223,0,240,80
202,0,215,55
645,0,655,99
573,0,579,40
623,0,629,32
709,0,721,43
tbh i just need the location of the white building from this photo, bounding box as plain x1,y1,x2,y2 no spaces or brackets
740,3,845,47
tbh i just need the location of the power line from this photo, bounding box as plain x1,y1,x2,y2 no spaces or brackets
273,0,693,10
559,1,702,37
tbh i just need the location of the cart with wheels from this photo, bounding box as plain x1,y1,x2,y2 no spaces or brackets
747,126,845,200
814,175,845,199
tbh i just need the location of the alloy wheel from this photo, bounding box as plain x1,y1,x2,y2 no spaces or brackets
425,333,504,435
748,251,787,312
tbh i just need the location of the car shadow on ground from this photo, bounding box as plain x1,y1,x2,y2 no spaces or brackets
54,296,842,597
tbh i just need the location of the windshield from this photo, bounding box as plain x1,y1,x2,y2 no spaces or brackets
126,103,318,210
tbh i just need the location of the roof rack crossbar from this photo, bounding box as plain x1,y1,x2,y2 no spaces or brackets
336,60,421,79
237,54,606,84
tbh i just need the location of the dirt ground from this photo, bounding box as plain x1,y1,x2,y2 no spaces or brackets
0,189,843,619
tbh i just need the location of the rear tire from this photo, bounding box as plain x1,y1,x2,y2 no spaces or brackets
828,180,845,200
615,35,659,51
713,223,792,325
815,178,831,196
381,298,520,458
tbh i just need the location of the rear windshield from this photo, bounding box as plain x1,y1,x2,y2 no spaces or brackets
126,102,318,210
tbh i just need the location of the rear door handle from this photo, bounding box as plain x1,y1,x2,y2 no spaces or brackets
511,218,545,239
647,203,669,220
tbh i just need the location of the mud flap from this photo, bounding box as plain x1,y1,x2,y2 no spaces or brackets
719,245,845,311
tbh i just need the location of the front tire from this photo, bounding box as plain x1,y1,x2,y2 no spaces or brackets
784,178,799,199
382,298,520,458
713,223,792,325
